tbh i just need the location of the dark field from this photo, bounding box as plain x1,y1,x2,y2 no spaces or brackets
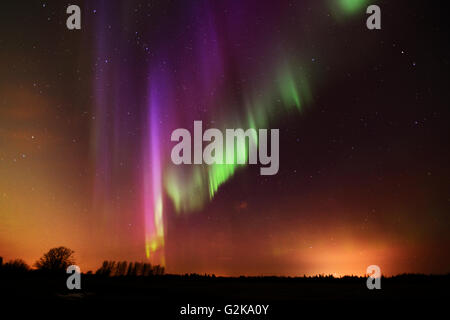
1,272,447,317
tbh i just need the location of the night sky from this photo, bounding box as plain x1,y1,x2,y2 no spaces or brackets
0,0,449,276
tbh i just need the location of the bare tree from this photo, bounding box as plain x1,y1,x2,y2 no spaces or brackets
153,265,165,276
116,261,128,276
3,259,30,272
126,262,134,276
34,247,75,272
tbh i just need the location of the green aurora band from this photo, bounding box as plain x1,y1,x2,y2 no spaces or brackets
163,0,369,214
164,60,312,213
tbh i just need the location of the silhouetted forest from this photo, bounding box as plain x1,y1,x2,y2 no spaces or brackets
0,247,165,276
95,260,165,276
1,250,448,316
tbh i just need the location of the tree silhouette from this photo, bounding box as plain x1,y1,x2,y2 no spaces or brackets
2,259,30,272
95,260,165,277
34,247,75,272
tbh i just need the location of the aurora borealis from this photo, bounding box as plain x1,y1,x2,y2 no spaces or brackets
0,0,449,277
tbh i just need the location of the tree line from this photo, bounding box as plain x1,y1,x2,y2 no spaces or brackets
0,247,164,276
95,260,165,276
